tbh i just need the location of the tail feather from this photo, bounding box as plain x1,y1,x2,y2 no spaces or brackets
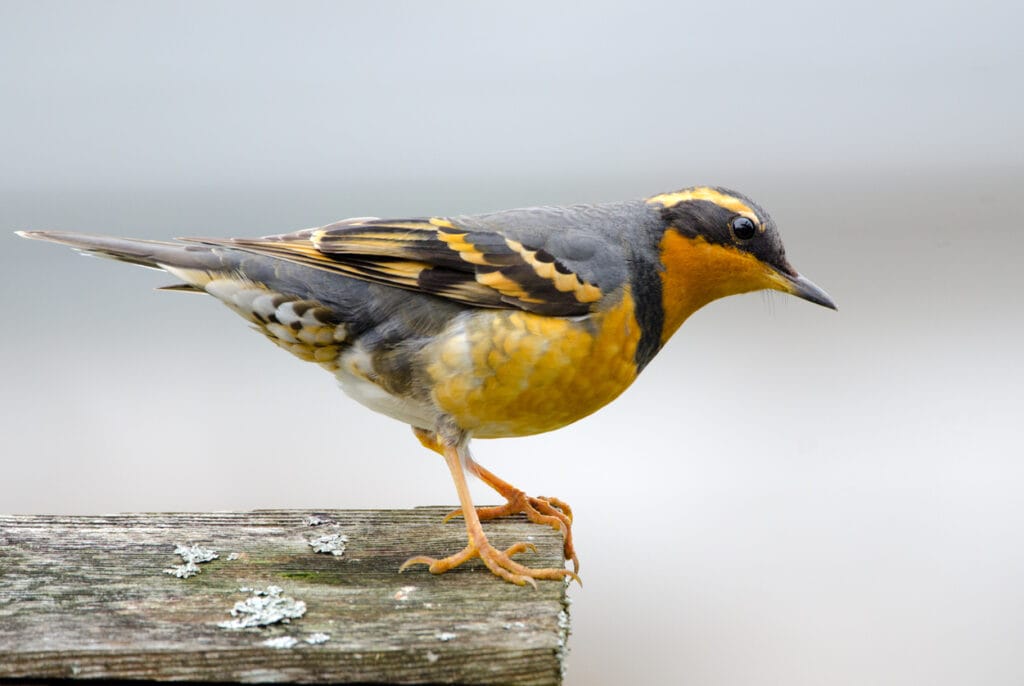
15,230,234,279
156,283,205,293
15,228,412,323
16,230,193,269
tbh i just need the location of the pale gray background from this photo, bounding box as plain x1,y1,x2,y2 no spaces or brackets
2,2,1022,684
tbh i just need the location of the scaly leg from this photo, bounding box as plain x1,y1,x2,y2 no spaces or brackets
402,428,578,586
413,427,579,574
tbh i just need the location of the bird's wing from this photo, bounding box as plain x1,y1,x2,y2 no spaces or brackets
183,217,605,316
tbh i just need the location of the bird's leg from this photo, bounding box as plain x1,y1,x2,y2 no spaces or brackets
413,427,578,573
402,427,578,586
456,459,578,573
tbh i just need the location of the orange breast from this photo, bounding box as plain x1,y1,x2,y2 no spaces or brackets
425,289,641,438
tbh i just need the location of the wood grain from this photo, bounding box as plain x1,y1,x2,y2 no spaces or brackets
0,508,570,684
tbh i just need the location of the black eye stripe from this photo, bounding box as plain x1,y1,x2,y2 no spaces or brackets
731,216,756,240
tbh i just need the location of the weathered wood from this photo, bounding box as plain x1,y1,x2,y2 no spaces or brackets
0,508,570,684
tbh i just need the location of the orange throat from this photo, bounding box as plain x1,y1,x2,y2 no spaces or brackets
657,231,779,344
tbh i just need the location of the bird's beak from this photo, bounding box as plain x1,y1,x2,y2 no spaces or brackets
777,271,837,310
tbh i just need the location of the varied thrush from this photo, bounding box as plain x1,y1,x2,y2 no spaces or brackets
18,186,835,586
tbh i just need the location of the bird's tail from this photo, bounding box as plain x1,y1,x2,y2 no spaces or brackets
15,230,235,290
18,231,199,269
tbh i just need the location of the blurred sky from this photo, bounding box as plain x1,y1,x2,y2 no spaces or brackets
1,2,1022,685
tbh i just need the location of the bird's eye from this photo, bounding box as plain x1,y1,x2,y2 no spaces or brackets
731,216,757,240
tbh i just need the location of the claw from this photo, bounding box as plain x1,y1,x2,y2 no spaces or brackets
441,507,463,524
399,556,437,573
538,495,573,524
504,541,537,556
401,539,577,587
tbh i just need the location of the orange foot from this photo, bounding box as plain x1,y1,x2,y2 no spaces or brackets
444,488,578,574
400,538,577,588
414,427,579,572
409,427,580,586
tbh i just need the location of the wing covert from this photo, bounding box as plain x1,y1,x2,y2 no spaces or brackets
184,217,605,316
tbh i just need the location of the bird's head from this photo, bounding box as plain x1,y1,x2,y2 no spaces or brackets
647,186,835,342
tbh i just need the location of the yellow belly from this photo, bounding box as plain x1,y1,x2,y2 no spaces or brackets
424,289,641,438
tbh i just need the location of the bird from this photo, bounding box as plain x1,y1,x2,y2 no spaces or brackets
17,185,835,586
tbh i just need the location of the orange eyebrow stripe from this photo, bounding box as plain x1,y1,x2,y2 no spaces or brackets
646,187,755,217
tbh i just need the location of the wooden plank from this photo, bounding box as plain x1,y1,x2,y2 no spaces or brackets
0,508,570,685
